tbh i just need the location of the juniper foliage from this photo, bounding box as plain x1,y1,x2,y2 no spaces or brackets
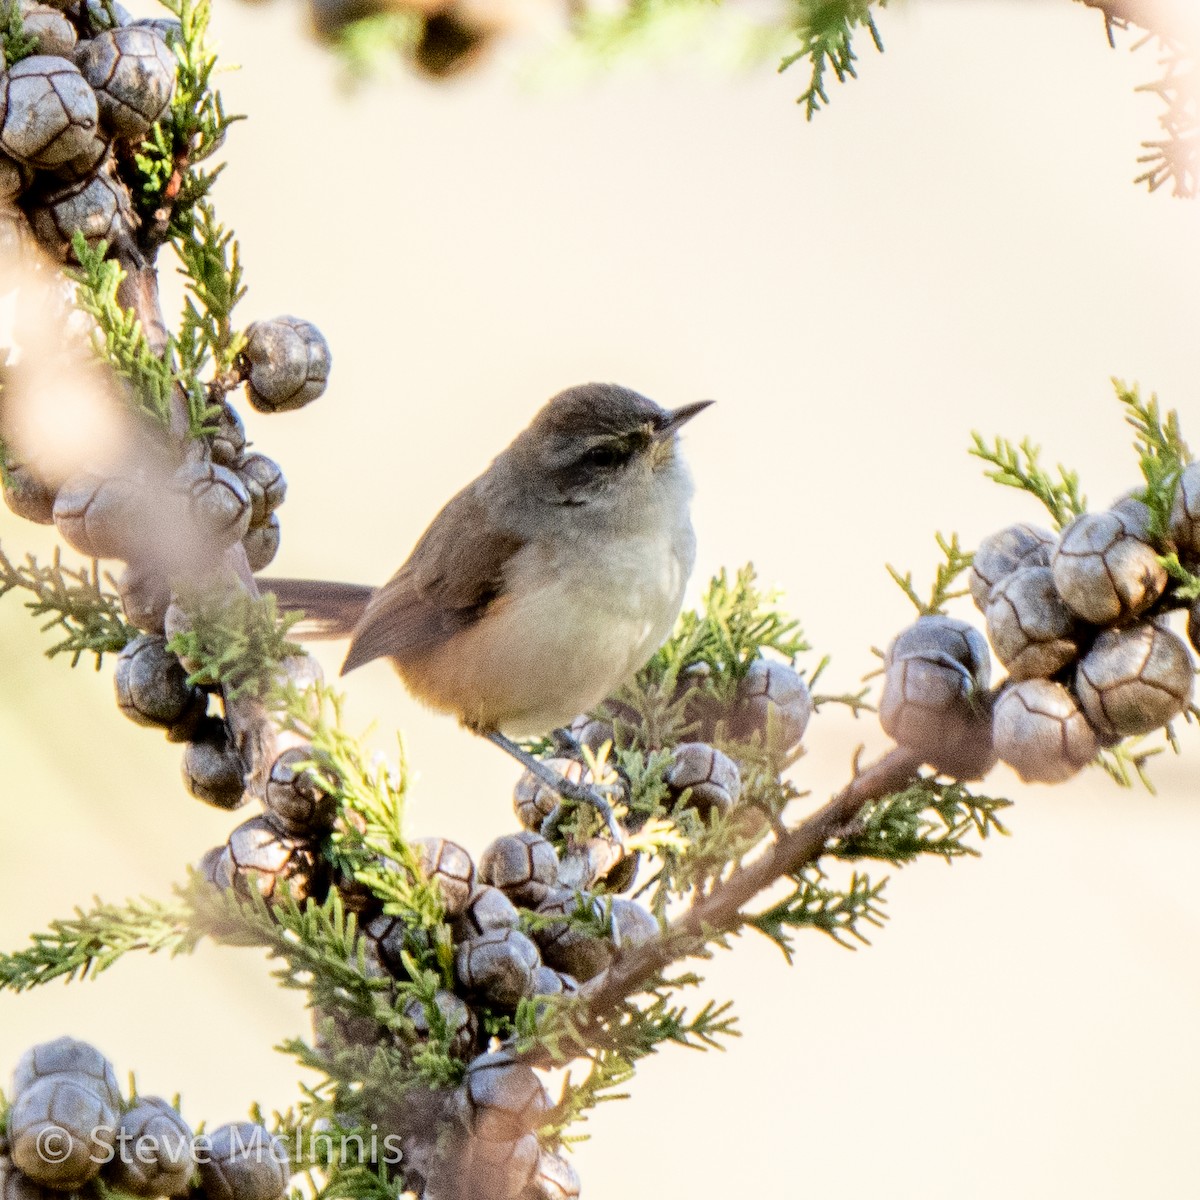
969,431,1087,529
779,0,888,117
70,236,176,428
0,545,135,666
0,1,36,66
167,590,303,699
887,532,974,617
131,0,244,242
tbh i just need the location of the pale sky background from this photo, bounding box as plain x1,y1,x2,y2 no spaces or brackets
2,1,1200,1196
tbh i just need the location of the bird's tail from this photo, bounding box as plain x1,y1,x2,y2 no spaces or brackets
259,578,375,640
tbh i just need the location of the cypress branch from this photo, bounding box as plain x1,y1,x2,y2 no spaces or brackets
0,545,136,667
0,896,192,991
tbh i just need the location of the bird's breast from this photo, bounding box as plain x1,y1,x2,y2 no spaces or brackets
397,514,695,737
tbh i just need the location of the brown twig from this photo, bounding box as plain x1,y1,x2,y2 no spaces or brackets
144,151,191,253
526,744,924,1064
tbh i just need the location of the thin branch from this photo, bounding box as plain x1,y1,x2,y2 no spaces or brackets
526,744,923,1063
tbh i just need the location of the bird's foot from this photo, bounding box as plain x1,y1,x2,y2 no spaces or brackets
537,775,626,847
481,730,627,845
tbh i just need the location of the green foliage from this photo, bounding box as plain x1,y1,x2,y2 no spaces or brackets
603,565,811,756
742,774,1009,959
1093,727,1182,793
0,0,37,66
69,236,176,427
749,867,886,956
125,0,246,437
172,202,247,432
618,744,676,830
521,890,614,942
529,987,738,1141
832,776,1011,863
779,0,887,118
970,431,1087,529
132,0,243,241
1116,379,1191,543
638,566,808,723
637,795,767,917
807,655,873,716
273,1094,404,1200
189,883,463,1109
605,736,785,919
0,895,191,992
168,590,303,699
0,545,136,666
887,532,974,616
539,1047,634,1144
191,884,405,1033
275,682,447,940
1157,550,1200,601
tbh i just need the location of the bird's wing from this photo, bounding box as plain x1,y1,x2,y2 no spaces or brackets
341,485,526,675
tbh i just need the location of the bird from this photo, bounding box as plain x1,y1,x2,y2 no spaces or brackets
266,382,712,837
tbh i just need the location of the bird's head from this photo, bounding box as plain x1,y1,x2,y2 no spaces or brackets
508,383,712,514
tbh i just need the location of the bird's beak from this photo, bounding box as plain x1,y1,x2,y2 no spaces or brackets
655,399,715,439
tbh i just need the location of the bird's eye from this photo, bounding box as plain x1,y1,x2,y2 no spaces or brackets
579,444,628,470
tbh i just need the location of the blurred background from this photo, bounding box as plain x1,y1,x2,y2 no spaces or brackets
3,0,1200,1195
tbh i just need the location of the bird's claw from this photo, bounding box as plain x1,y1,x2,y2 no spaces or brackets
540,777,628,848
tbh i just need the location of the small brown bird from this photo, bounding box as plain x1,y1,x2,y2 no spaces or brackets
269,382,711,834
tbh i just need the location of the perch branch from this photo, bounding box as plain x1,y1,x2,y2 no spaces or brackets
526,744,924,1064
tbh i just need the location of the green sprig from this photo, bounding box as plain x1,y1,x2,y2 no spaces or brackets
189,884,462,1105
0,544,136,666
275,682,446,941
887,532,974,616
779,0,888,118
1093,726,1182,793
1116,379,1191,544
69,236,175,427
641,565,809,706
189,884,405,1033
532,990,738,1142
172,200,248,428
0,895,191,992
168,589,303,699
749,867,887,956
0,0,37,65
132,0,244,240
832,777,1012,864
969,432,1086,529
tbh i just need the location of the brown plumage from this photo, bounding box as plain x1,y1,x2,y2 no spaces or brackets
342,487,525,676
263,382,709,739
